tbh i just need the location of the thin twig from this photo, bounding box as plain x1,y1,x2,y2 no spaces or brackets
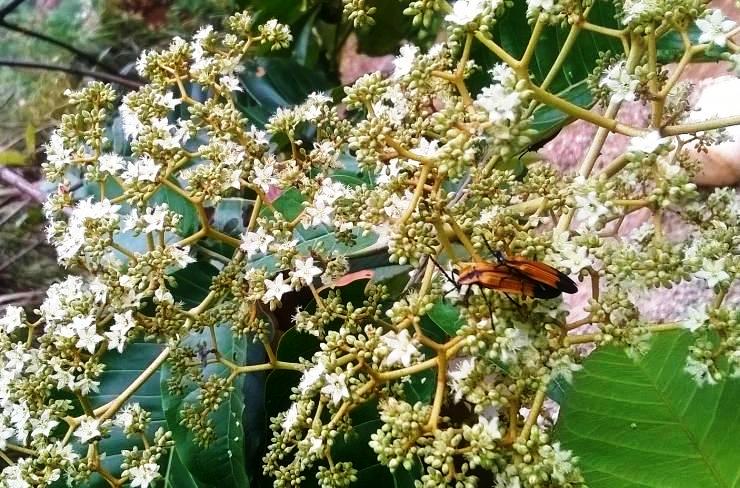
0,20,120,74
0,59,142,89
0,0,27,19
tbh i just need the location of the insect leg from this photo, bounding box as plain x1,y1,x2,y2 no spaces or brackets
428,255,461,298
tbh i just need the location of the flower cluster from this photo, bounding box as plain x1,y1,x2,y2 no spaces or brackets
2,1,740,487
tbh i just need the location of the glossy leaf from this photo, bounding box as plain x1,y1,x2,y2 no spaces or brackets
168,261,219,308
150,184,200,236
554,332,740,488
164,448,202,488
237,57,332,126
160,325,250,488
85,341,167,485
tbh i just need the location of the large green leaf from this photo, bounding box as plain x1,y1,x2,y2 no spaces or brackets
237,57,332,127
160,324,250,488
554,332,740,488
84,341,167,486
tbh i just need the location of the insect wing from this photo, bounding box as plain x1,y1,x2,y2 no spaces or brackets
504,257,578,294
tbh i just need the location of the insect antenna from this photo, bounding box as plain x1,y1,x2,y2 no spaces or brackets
428,255,460,292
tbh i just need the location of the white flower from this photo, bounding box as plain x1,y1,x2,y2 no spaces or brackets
155,91,180,110
299,363,326,391
0,465,29,488
392,44,419,79
303,201,334,227
282,404,299,430
600,61,639,103
113,403,139,430
526,0,556,17
445,0,488,25
495,473,522,488
29,410,59,439
384,190,414,220
475,83,522,124
262,274,292,305
154,287,174,304
380,329,418,367
290,257,322,287
121,156,160,183
448,357,475,402
621,0,659,24
499,328,531,364
696,9,736,47
74,417,101,443
548,234,591,274
74,318,104,354
321,372,350,406
412,137,438,158
220,75,243,92
98,153,126,174
169,245,195,269
684,357,717,386
476,412,502,440
106,311,136,353
694,258,730,288
681,305,708,332
252,158,279,192
120,101,144,140
628,131,670,154
574,190,611,230
129,462,161,488
140,204,170,233
0,306,25,334
240,228,275,258
306,431,324,456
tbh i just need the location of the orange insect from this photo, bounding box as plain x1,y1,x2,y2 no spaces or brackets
447,252,578,300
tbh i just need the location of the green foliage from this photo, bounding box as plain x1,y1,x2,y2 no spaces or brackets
554,332,740,488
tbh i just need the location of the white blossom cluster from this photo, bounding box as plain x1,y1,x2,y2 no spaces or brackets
2,1,740,487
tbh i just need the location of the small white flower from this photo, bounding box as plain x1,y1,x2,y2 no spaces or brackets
74,417,101,443
113,403,139,430
392,44,419,79
306,431,324,456
628,131,670,154
290,257,322,287
75,319,104,354
380,329,418,367
252,158,279,193
574,190,611,230
121,156,160,183
696,9,736,47
681,305,708,332
694,258,730,288
282,404,299,430
621,0,659,24
600,61,639,103
262,274,292,305
106,311,136,353
448,357,476,402
299,363,326,391
155,91,180,110
684,357,717,386
321,372,350,406
240,228,275,258
128,462,161,488
220,75,243,92
499,328,531,364
475,83,522,124
29,410,59,439
0,306,25,334
476,412,502,440
526,0,556,17
170,245,195,269
154,287,174,304
98,153,126,174
445,0,488,25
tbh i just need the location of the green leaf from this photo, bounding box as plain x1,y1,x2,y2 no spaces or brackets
425,301,463,337
168,261,219,308
150,184,200,236
165,448,203,488
85,342,167,484
553,332,740,488
404,369,436,404
656,25,729,64
277,326,321,363
237,57,332,126
294,8,321,67
355,0,413,56
161,325,250,488
0,150,26,166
